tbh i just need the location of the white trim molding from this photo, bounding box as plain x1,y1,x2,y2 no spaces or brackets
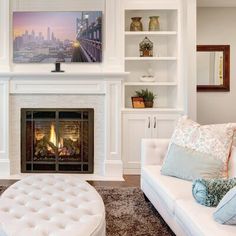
0,0,10,71
0,80,10,175
104,80,123,179
10,80,106,94
184,0,197,120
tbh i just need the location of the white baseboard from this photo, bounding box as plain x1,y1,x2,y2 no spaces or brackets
0,159,10,176
123,168,141,175
0,159,125,181
104,160,124,179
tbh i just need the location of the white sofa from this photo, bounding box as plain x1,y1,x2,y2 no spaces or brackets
141,139,236,236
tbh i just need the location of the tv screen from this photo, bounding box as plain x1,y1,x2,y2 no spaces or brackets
13,11,102,63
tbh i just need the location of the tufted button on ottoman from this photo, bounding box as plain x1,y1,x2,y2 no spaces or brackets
0,175,105,236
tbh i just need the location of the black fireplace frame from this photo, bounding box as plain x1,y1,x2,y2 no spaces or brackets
21,108,94,174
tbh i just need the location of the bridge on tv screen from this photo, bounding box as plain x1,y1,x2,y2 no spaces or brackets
71,38,102,63
72,15,102,63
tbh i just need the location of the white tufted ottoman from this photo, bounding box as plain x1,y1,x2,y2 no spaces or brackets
0,175,105,236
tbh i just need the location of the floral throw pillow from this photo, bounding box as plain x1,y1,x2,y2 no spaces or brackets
168,116,236,178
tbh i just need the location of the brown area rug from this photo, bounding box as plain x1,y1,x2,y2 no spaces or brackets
0,186,8,195
0,185,174,236
96,187,175,236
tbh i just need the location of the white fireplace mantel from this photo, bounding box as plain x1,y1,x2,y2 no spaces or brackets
0,73,125,180
0,72,129,79
1,72,129,95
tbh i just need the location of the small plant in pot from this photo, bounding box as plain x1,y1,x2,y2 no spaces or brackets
135,89,157,108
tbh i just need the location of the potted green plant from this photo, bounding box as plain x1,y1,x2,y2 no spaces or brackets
135,89,157,108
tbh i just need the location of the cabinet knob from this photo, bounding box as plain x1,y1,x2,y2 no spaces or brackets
154,117,157,129
148,117,151,128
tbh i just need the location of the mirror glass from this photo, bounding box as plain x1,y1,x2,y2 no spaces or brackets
197,51,223,86
197,45,230,92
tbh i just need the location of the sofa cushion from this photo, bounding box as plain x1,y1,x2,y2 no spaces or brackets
161,143,224,181
175,199,236,236
164,116,236,178
142,165,192,213
214,186,236,224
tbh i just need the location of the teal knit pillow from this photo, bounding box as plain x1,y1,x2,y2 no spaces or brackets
192,178,236,207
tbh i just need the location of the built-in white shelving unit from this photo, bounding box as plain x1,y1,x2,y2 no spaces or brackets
122,0,184,174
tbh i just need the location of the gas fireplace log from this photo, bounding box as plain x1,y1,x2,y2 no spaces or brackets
35,136,57,156
35,136,80,157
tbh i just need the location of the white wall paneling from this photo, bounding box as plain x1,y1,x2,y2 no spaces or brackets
0,80,10,175
104,0,123,71
104,80,123,178
183,0,197,120
10,80,106,94
0,0,10,71
11,0,104,11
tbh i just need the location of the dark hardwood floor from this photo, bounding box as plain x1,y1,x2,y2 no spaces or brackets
89,175,140,187
0,175,140,188
0,179,17,186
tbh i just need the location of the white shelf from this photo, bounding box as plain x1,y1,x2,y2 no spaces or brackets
125,31,177,36
122,108,183,113
125,57,177,61
124,82,177,86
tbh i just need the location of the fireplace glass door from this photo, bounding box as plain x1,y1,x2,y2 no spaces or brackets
21,109,94,173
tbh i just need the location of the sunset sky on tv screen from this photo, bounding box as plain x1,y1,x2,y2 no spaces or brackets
13,11,102,63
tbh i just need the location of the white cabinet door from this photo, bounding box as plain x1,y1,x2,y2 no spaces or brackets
122,114,152,173
152,114,180,138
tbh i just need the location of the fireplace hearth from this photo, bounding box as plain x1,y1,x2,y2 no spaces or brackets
21,109,94,173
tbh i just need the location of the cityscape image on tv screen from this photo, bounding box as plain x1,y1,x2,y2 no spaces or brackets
13,11,102,63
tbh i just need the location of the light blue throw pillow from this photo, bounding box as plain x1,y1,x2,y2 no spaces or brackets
161,143,224,181
0,228,7,236
214,186,236,224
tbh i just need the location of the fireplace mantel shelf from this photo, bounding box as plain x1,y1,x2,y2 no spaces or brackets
0,71,129,79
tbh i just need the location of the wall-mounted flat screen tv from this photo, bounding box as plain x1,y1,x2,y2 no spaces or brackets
13,11,102,63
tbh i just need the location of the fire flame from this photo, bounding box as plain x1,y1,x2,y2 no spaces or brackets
49,124,57,146
58,138,64,149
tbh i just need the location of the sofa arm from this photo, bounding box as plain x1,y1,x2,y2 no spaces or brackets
141,139,169,166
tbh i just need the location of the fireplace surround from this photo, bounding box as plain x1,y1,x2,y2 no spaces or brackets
21,108,94,173
0,72,126,180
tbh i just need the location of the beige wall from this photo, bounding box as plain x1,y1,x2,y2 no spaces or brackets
197,7,236,124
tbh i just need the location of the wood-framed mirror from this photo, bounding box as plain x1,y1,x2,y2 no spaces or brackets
197,45,230,92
